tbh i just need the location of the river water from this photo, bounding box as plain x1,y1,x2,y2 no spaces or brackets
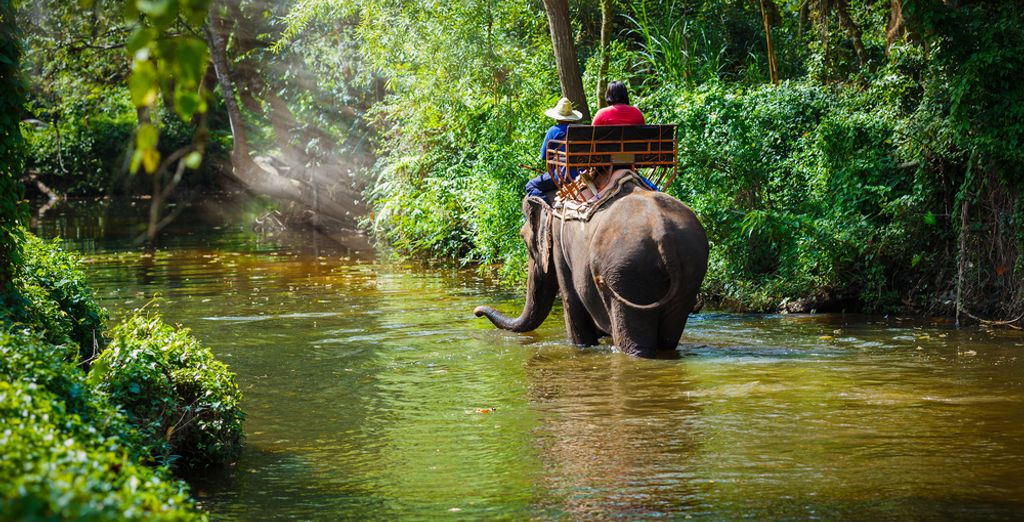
35,198,1024,520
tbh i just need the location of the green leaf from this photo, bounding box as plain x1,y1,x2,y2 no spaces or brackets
87,357,110,386
174,90,202,119
136,0,171,15
184,151,202,169
175,37,209,84
142,148,161,174
128,61,158,108
126,28,154,56
136,124,158,151
923,211,937,226
130,149,144,174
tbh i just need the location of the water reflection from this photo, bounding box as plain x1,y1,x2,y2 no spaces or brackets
35,198,1024,520
527,352,703,518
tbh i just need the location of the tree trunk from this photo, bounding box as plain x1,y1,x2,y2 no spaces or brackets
836,0,868,67
542,0,590,120
759,0,780,85
595,0,613,109
205,5,250,168
798,0,809,37
887,0,905,51
206,3,303,203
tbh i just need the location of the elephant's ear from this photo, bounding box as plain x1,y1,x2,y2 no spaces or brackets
523,196,553,271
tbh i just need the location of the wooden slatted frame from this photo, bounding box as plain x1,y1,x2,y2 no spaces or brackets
543,124,678,202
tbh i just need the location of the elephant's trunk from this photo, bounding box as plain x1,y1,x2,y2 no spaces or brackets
474,256,558,332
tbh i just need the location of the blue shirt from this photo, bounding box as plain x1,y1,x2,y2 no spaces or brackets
539,123,569,161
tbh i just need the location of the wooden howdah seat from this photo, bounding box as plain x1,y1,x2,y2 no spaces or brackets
543,124,678,203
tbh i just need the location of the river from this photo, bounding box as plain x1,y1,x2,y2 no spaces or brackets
34,197,1024,520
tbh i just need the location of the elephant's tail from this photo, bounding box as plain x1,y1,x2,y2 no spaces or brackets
604,242,680,311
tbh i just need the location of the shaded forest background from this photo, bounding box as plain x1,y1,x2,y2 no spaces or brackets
14,0,1024,322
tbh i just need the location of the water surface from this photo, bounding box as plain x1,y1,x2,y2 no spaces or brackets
36,198,1024,520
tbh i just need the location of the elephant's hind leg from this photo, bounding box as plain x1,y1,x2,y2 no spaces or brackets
654,297,692,352
656,313,687,353
609,301,659,358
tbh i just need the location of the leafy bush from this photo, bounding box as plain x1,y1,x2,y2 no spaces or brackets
0,380,204,522
93,313,245,469
0,332,204,521
2,231,107,361
644,82,921,311
21,88,137,195
21,86,216,196
0,331,121,439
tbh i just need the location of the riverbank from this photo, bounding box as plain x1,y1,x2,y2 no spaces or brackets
1,200,246,518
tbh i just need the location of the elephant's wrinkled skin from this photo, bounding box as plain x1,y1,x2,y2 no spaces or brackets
474,181,709,357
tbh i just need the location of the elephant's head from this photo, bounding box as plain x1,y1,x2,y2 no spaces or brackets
474,196,559,332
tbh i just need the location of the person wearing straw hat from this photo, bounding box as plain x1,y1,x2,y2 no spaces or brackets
525,97,583,202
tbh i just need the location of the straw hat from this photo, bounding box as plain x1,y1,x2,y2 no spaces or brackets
544,97,583,121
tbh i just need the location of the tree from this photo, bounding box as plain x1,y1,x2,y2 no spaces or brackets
542,0,590,120
595,0,613,108
759,0,780,85
122,0,211,243
0,0,25,286
809,0,868,69
203,0,371,249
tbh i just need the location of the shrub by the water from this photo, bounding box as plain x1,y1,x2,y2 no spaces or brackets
20,88,210,196
3,231,108,361
0,238,242,518
0,333,204,521
0,331,123,442
651,82,918,312
93,313,245,468
21,89,136,195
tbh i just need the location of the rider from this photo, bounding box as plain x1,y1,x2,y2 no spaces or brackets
525,97,582,202
593,82,657,191
592,81,644,126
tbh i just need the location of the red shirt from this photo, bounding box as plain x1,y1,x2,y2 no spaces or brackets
592,104,645,125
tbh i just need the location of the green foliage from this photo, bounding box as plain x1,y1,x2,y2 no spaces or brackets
0,331,123,441
341,0,1023,317
0,332,204,521
94,313,245,469
124,0,211,175
0,0,26,287
353,0,555,284
21,89,137,194
0,381,203,522
2,231,107,360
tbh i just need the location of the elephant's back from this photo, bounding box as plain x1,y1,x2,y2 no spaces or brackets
587,190,708,305
591,189,707,254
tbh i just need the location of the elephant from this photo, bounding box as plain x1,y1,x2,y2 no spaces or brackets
474,173,709,358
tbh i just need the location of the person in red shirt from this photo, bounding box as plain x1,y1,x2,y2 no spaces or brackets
592,81,644,126
591,81,658,191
